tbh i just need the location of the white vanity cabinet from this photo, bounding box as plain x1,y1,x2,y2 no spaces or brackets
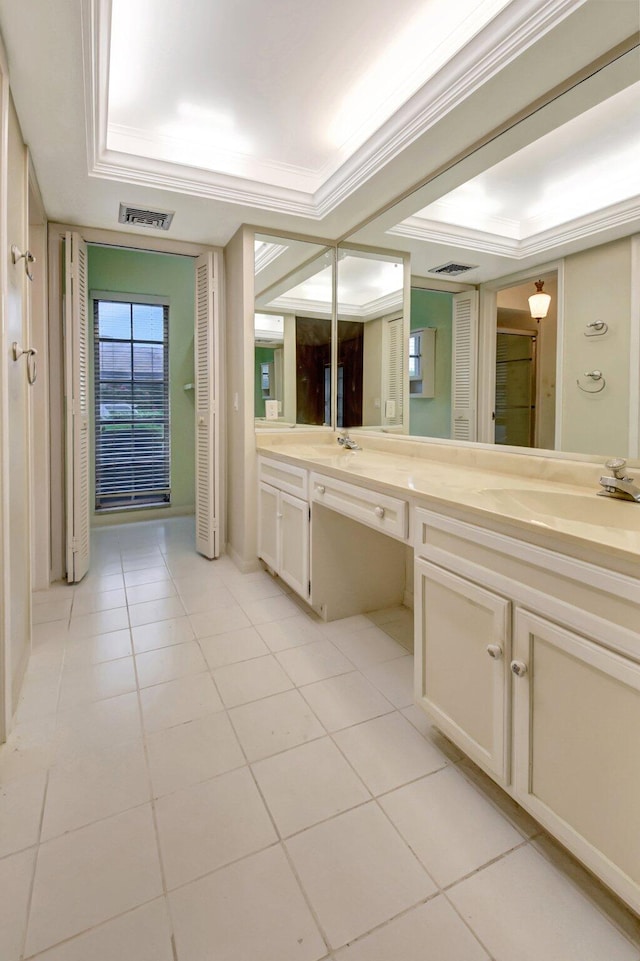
512,610,640,908
414,558,511,783
258,457,310,600
414,505,640,913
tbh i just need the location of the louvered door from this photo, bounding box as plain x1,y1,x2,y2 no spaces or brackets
382,315,403,426
64,232,90,583
451,291,479,441
194,251,220,559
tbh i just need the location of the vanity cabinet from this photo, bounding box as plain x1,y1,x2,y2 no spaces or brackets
414,505,640,913
414,558,511,783
512,609,640,908
258,457,310,600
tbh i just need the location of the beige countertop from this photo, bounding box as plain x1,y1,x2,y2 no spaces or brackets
256,433,640,569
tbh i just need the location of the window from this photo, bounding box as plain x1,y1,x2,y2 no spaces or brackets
94,298,170,510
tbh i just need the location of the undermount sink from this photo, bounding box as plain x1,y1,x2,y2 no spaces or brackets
477,489,640,531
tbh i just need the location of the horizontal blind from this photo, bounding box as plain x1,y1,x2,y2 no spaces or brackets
94,299,171,510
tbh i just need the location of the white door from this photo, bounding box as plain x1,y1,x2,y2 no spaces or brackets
258,482,279,572
415,558,511,782
451,290,479,441
195,251,220,559
64,231,90,583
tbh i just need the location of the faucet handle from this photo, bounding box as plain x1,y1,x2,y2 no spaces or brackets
605,457,627,478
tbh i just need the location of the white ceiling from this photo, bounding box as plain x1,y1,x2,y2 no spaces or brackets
0,0,638,270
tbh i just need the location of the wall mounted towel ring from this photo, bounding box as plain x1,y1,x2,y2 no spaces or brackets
11,244,35,281
577,369,605,393
12,342,38,385
584,320,608,336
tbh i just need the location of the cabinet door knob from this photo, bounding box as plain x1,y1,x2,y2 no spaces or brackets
317,485,325,495
486,644,502,659
510,660,528,677
374,506,385,518
276,512,283,519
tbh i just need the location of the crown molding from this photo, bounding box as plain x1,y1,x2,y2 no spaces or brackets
391,195,640,258
84,0,586,219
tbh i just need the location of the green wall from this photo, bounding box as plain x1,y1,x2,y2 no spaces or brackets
87,246,195,520
410,289,453,438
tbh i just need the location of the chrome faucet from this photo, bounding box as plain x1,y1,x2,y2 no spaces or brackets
598,458,640,502
337,430,361,451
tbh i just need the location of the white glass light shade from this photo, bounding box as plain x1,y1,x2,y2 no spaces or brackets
528,281,551,320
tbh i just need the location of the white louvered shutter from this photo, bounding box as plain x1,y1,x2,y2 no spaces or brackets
451,291,479,441
64,232,90,582
382,316,403,426
195,251,220,559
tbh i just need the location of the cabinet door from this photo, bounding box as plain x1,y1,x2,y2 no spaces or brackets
279,491,310,600
258,482,279,572
512,610,640,910
415,558,511,783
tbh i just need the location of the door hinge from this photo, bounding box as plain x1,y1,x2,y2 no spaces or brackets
308,580,311,596
71,537,78,553
308,506,311,521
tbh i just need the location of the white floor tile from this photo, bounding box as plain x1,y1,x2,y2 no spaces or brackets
63,628,132,667
54,692,142,763
213,654,293,708
66,607,129,640
146,711,245,797
188,605,252,638
123,567,171,588
122,552,166,573
32,599,72,625
128,595,185,627
25,805,163,957
28,899,174,961
448,845,640,961
362,655,414,708
333,896,490,961
169,845,326,961
139,673,223,733
71,588,127,616
15,674,60,722
276,640,354,686
380,766,524,886
57,657,137,710
0,717,56,784
241,594,302,625
75,572,124,593
253,736,370,837
300,671,394,732
333,712,447,796
131,615,195,653
199,626,269,669
179,586,238,615
331,626,408,669
228,689,325,761
256,614,324,652
135,640,208,688
125,579,177,605
42,739,149,841
155,766,277,888
0,848,36,961
0,769,47,857
286,802,436,950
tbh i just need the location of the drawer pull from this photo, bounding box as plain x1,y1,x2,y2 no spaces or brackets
316,485,325,495
486,644,502,659
374,506,385,519
510,660,528,677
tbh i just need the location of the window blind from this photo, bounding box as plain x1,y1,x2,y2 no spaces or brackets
94,299,170,510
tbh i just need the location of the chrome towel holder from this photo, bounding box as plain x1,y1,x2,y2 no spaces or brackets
577,370,605,393
12,342,38,385
11,244,35,281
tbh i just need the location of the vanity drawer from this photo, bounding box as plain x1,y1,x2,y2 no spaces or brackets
258,457,308,499
310,472,408,541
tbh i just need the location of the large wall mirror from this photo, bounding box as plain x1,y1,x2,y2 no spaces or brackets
254,234,334,427
341,45,640,460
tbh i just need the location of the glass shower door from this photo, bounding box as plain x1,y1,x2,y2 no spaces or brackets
494,331,537,447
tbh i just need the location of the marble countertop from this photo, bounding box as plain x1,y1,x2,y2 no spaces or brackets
256,434,640,567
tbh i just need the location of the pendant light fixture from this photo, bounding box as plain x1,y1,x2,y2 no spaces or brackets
528,279,551,321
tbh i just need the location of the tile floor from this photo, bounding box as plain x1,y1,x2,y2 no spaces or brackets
2,517,639,961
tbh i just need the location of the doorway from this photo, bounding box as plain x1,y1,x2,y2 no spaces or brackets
495,329,537,446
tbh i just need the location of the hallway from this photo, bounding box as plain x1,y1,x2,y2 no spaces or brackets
1,519,638,960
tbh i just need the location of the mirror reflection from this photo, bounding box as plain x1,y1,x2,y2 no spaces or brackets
254,235,334,427
342,55,640,459
336,248,405,429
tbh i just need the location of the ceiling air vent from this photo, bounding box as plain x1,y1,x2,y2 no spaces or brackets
428,262,477,276
118,204,174,231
